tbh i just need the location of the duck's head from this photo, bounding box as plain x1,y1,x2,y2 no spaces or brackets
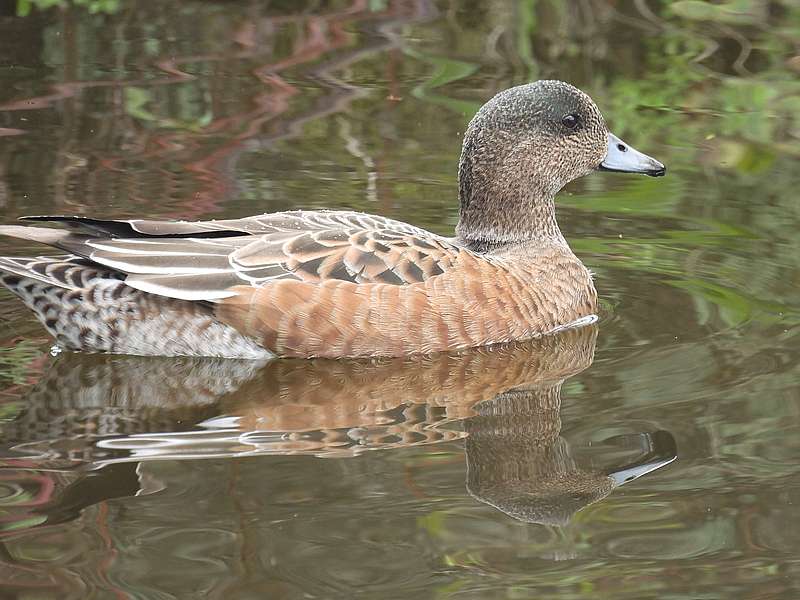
456,80,665,247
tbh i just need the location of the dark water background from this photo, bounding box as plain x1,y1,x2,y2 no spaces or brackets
0,1,799,598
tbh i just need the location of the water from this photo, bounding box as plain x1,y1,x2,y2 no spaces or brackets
0,1,798,597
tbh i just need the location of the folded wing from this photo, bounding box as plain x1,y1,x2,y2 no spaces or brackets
3,211,467,302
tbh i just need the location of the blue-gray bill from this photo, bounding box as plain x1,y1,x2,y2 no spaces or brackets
606,430,677,487
598,132,666,177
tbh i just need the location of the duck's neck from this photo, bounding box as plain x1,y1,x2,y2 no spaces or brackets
454,134,568,252
456,188,565,252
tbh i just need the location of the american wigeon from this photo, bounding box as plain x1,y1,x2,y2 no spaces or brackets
0,80,665,359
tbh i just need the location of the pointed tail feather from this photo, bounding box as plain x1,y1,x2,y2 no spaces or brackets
0,225,69,246
0,255,119,292
0,225,92,258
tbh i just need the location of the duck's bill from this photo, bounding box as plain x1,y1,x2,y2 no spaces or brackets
605,430,677,488
607,455,676,487
598,133,666,177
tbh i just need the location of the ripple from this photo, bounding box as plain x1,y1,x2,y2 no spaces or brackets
604,519,733,560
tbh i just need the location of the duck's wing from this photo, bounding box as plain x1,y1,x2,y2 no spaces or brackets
21,210,444,239
5,211,467,301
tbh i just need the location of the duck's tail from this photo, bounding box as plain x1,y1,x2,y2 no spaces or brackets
0,254,270,359
0,224,102,320
0,254,127,351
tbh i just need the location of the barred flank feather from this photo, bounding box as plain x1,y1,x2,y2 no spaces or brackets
0,256,271,359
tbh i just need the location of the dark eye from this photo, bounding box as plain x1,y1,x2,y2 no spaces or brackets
561,113,580,130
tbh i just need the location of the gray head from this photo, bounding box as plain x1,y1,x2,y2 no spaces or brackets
456,80,665,248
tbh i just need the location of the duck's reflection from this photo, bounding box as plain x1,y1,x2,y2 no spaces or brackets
467,405,675,525
0,326,675,529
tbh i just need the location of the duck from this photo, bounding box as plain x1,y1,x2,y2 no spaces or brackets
0,80,665,359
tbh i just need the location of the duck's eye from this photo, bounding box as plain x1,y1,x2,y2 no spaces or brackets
561,113,580,130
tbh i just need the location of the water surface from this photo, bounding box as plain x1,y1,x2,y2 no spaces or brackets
0,1,799,598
